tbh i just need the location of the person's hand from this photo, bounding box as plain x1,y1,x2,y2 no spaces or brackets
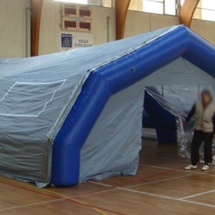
183,121,188,125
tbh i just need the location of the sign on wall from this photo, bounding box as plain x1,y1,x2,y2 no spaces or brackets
61,32,94,51
61,34,73,51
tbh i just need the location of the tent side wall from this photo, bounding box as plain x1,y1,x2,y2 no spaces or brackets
80,80,143,182
51,26,190,186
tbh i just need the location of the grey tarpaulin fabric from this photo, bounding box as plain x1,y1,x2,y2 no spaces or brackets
0,26,177,186
0,25,215,186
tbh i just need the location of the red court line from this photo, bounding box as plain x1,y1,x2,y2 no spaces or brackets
124,169,177,186
0,179,62,199
71,186,114,199
110,169,177,188
0,167,183,215
67,199,126,215
71,168,180,199
0,179,125,215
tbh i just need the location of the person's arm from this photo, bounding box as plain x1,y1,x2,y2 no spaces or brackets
185,104,195,123
213,113,215,134
212,113,215,140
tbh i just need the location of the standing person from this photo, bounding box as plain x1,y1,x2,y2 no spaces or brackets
184,90,215,171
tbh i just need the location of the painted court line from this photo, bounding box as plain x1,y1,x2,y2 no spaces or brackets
143,164,215,178
0,180,122,215
179,189,215,200
2,165,215,213
76,169,180,197
119,169,178,187
117,186,215,210
140,157,188,164
142,164,181,170
88,181,113,187
85,168,179,191
126,174,195,188
73,187,117,198
68,198,125,215
0,175,113,200
142,164,193,173
181,199,215,209
75,169,180,198
71,199,109,215
117,187,178,200
0,198,69,212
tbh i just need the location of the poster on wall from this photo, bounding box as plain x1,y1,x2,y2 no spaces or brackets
60,32,94,51
61,34,73,51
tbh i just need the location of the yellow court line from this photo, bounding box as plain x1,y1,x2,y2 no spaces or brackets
0,176,108,215
39,187,108,215
71,198,108,215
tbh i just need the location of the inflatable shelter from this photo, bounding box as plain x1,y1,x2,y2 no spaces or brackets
0,25,215,187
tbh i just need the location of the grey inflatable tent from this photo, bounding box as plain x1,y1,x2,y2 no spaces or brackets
0,25,215,187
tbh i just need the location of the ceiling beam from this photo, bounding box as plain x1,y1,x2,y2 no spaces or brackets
31,0,44,56
115,0,131,40
180,0,200,27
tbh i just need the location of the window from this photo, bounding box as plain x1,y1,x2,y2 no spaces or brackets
143,0,164,14
53,0,88,4
165,0,176,15
143,0,176,15
181,0,215,22
129,0,143,11
201,0,215,21
102,0,113,8
53,0,113,7
180,0,185,7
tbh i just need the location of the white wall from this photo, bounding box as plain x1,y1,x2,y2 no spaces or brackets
0,0,29,58
192,19,215,45
0,0,215,58
125,10,215,46
39,0,60,55
38,2,215,55
125,11,179,38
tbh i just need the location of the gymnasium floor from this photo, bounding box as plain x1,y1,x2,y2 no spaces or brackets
1,139,215,214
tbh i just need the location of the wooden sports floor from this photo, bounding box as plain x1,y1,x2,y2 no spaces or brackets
1,139,215,215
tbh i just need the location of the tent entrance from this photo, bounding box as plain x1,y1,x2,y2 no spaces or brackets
142,85,215,162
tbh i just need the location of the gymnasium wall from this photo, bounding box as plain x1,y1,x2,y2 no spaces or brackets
125,11,179,38
39,0,116,55
125,11,215,45
0,0,215,58
0,0,30,58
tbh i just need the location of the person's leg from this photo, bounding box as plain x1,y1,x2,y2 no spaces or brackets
185,130,204,170
203,132,214,165
191,130,204,166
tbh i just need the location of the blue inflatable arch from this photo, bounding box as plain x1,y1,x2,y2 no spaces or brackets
51,25,215,186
